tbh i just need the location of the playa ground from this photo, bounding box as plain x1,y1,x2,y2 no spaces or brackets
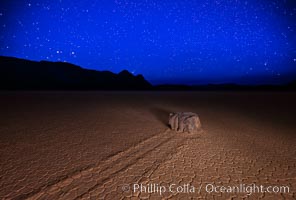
0,92,295,199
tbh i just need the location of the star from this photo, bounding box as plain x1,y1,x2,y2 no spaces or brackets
0,0,295,85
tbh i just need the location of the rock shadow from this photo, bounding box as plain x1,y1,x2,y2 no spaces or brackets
150,107,171,127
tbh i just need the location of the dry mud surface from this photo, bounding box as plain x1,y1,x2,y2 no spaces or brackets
0,92,295,199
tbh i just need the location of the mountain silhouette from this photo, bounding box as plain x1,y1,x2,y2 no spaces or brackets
0,56,152,90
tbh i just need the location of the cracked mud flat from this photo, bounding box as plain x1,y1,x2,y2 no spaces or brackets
0,92,295,199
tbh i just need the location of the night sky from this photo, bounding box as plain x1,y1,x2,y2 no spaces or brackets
0,0,296,85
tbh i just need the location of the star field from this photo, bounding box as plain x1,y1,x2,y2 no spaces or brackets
0,0,296,84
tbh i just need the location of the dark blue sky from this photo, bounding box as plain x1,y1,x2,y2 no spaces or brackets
0,0,296,85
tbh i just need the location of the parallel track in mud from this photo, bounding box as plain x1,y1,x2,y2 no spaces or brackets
24,130,196,199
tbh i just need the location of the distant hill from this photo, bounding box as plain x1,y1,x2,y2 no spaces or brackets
0,56,152,90
1,56,295,91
